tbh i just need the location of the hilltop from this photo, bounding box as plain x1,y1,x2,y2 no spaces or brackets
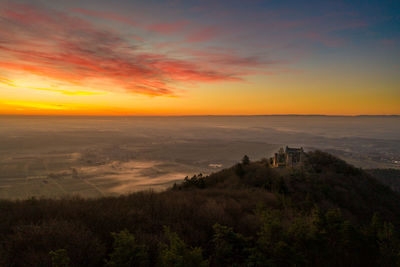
177,150,400,225
0,150,399,266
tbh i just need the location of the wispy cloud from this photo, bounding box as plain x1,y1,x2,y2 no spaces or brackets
0,0,378,101
147,21,189,34
33,88,105,96
0,77,105,95
0,3,256,97
72,8,138,26
3,101,68,110
185,26,220,43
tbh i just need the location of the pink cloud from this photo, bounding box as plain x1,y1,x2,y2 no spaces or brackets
147,21,189,34
185,26,220,42
180,47,288,76
380,39,396,47
72,8,138,26
74,8,188,36
0,3,254,96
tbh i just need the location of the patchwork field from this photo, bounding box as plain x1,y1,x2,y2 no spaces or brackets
1,115,399,199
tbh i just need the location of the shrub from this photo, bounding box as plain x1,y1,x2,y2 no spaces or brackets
211,223,250,266
106,229,148,267
159,226,208,267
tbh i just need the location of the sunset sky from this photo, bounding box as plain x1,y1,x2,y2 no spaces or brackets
0,0,399,115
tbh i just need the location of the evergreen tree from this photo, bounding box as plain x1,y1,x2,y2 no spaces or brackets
242,155,250,165
159,227,208,267
106,229,148,267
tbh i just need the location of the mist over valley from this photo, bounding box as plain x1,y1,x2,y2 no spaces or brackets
1,115,399,199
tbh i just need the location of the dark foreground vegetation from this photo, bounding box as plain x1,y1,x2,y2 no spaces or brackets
368,168,400,193
1,151,400,266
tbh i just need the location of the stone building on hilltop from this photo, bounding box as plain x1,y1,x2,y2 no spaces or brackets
272,146,305,168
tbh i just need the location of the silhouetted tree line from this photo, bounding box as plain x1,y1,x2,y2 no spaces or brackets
0,151,400,266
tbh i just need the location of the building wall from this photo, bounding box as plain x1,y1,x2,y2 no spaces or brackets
272,147,304,168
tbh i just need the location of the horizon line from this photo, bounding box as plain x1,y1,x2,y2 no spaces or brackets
0,114,399,117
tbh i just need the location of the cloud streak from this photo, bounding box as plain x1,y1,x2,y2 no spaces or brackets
0,0,378,103
0,3,264,97
0,77,105,95
147,21,189,34
185,26,220,42
72,8,138,26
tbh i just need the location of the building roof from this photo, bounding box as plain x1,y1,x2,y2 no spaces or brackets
285,146,303,153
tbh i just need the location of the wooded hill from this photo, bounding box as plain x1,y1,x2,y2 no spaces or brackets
0,150,399,266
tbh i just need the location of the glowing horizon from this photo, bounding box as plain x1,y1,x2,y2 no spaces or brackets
0,0,399,116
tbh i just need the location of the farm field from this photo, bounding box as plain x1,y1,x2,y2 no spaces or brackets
1,115,399,199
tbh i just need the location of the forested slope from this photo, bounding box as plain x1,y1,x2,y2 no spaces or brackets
0,151,399,266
